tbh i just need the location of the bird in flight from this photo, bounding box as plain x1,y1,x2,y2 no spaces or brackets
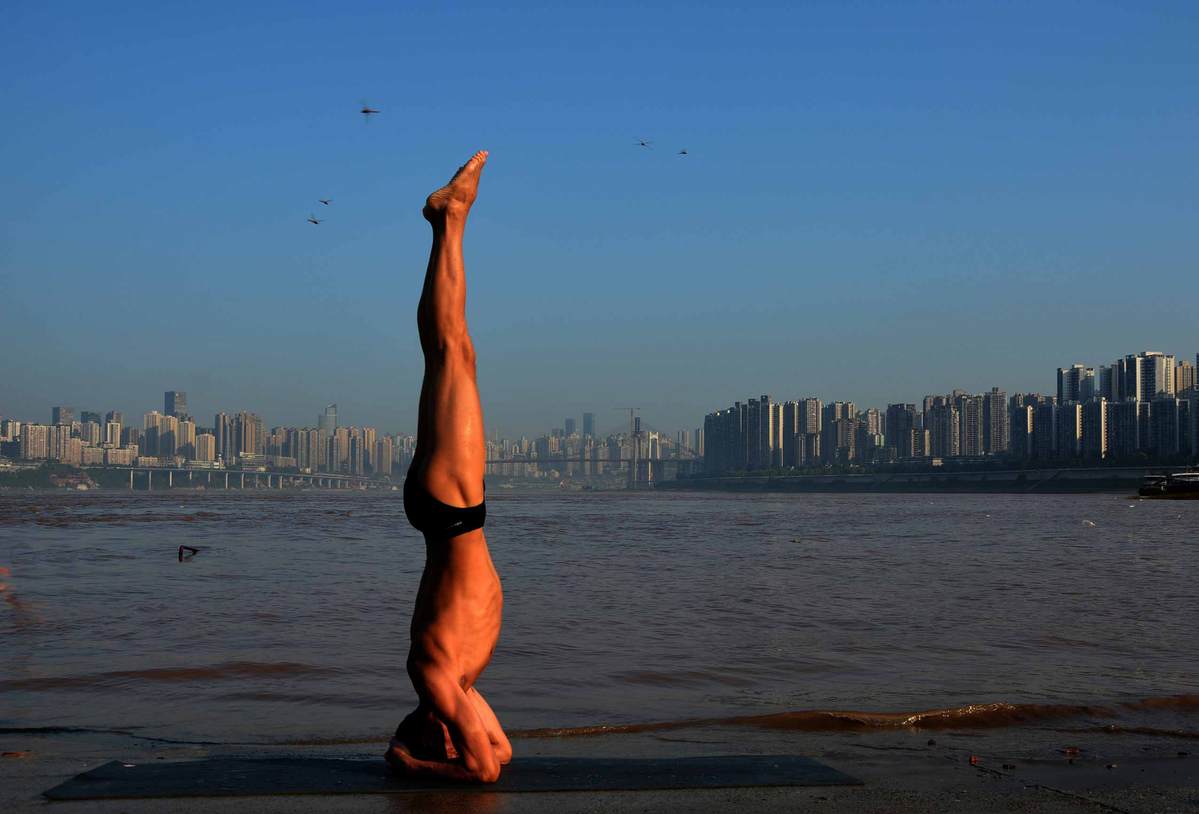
677,148,688,156
636,138,652,148
360,102,380,121
307,214,322,225
318,198,332,206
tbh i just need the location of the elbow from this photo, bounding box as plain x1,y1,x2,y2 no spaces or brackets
466,754,501,784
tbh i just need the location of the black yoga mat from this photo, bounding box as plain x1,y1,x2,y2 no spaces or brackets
44,754,861,799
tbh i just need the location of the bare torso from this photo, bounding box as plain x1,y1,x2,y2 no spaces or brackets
408,529,502,689
398,527,510,773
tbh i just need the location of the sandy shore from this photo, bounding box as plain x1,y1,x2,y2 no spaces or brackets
4,723,1196,813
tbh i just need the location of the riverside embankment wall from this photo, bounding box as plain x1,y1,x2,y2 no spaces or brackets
658,466,1155,494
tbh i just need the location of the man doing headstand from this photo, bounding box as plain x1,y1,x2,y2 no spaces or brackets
387,150,512,783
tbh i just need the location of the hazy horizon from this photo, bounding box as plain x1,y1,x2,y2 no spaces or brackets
3,2,1197,437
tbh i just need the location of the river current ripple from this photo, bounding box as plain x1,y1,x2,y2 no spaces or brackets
1,489,1195,744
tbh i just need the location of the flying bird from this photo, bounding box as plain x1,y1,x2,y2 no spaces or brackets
318,198,332,206
636,138,652,148
677,149,688,155
307,214,322,225
360,102,380,121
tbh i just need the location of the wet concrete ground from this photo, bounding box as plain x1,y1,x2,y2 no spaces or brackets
4,723,1196,813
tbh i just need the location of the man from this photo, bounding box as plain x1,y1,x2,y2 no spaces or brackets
387,151,512,783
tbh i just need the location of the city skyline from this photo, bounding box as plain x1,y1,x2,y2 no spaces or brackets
701,350,1199,475
5,346,1195,458
4,4,1198,436
5,349,1199,443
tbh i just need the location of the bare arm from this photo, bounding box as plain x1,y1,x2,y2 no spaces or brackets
468,687,512,764
391,662,500,783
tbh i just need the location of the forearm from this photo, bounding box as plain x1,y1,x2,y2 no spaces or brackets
388,741,497,783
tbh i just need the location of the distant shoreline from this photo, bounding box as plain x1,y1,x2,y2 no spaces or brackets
659,466,1158,494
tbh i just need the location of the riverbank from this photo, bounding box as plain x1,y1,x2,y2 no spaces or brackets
660,466,1156,494
3,722,1196,812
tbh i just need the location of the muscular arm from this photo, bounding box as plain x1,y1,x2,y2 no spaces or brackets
468,687,512,764
392,661,501,783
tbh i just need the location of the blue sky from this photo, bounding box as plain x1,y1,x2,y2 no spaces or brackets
2,1,1196,437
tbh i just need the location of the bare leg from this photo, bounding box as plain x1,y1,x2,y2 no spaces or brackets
410,150,489,507
389,151,505,784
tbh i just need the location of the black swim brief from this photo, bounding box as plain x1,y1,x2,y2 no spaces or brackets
403,477,486,540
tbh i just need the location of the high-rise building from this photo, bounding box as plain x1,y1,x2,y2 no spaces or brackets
1098,366,1116,401
50,427,82,466
1032,403,1057,459
855,409,884,464
80,410,102,425
1142,353,1175,399
213,413,234,463
885,404,917,458
821,401,853,463
375,437,394,477
926,396,960,458
829,417,858,463
78,421,102,445
142,411,164,456
676,429,691,453
1149,398,1181,457
349,428,367,474
1055,403,1083,458
0,419,19,442
1181,397,1197,457
781,401,802,467
159,414,180,458
1010,403,1034,459
235,412,260,459
799,398,822,435
582,412,596,438
294,428,323,472
982,388,1009,454
318,404,338,434
104,420,122,446
744,397,761,469
741,395,777,470
956,394,984,456
703,403,746,474
1117,352,1175,401
332,427,350,472
51,406,74,425
1177,360,1197,396
195,433,216,462
362,427,377,470
165,391,188,419
20,424,50,460
564,418,577,437
1082,399,1109,459
1109,400,1147,458
104,410,123,426
1057,364,1091,404
177,419,196,459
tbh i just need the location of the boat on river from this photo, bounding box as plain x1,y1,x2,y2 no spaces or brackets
1138,470,1199,498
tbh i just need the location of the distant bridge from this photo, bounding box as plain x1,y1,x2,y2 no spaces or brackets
484,457,700,466
81,457,706,491
83,465,395,490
